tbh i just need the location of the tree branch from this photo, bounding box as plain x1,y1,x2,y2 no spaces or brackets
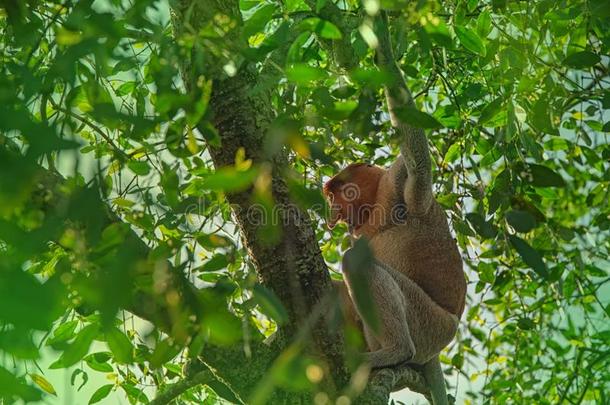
169,0,351,399
149,369,215,405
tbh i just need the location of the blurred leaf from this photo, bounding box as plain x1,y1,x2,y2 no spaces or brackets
253,284,289,325
29,374,56,396
0,366,42,402
201,254,229,272
517,318,536,330
121,382,148,403
149,339,181,369
105,327,134,364
343,239,380,334
52,324,99,368
505,210,536,233
0,270,64,330
127,160,151,176
115,82,136,97
479,97,504,125
393,106,443,129
242,4,278,39
563,51,600,69
528,164,566,187
85,354,114,373
186,167,259,194
466,213,497,239
298,17,342,39
455,25,486,56
285,64,327,84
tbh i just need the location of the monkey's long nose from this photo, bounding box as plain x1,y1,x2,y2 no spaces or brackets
327,205,342,229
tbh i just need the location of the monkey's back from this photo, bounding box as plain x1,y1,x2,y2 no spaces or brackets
369,201,466,318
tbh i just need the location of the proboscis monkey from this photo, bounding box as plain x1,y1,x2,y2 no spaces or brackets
323,14,466,405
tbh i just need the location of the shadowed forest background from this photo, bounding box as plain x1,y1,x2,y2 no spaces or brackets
0,0,609,404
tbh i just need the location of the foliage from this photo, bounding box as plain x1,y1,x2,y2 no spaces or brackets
0,0,609,404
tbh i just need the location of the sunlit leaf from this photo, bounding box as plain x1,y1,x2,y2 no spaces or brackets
29,374,56,396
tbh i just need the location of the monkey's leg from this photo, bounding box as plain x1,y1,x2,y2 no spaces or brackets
342,254,416,368
422,356,449,405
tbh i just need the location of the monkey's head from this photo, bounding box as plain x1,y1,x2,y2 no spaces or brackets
323,163,385,232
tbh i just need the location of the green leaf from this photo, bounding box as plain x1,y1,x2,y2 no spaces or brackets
0,366,42,402
451,352,464,369
253,284,289,325
455,25,486,56
127,161,151,176
466,213,497,239
115,82,136,97
54,324,99,368
443,142,461,163
286,31,312,63
242,4,278,39
528,164,565,187
89,384,113,404
479,97,504,125
285,64,327,84
46,320,78,346
298,17,342,39
476,10,492,37
187,167,259,194
29,373,56,396
85,354,114,372
201,254,229,272
149,339,181,369
105,327,134,364
477,262,496,284
343,239,380,334
505,210,536,233
509,235,547,277
393,106,443,129
121,383,148,403
563,51,600,69
517,317,536,330
71,369,88,391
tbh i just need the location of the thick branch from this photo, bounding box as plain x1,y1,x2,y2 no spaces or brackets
149,369,215,405
170,0,350,397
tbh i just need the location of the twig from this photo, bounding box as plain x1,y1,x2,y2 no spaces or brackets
149,369,214,405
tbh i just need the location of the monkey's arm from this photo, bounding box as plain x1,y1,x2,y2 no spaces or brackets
375,13,433,215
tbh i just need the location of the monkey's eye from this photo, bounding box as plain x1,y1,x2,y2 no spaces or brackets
367,164,373,167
